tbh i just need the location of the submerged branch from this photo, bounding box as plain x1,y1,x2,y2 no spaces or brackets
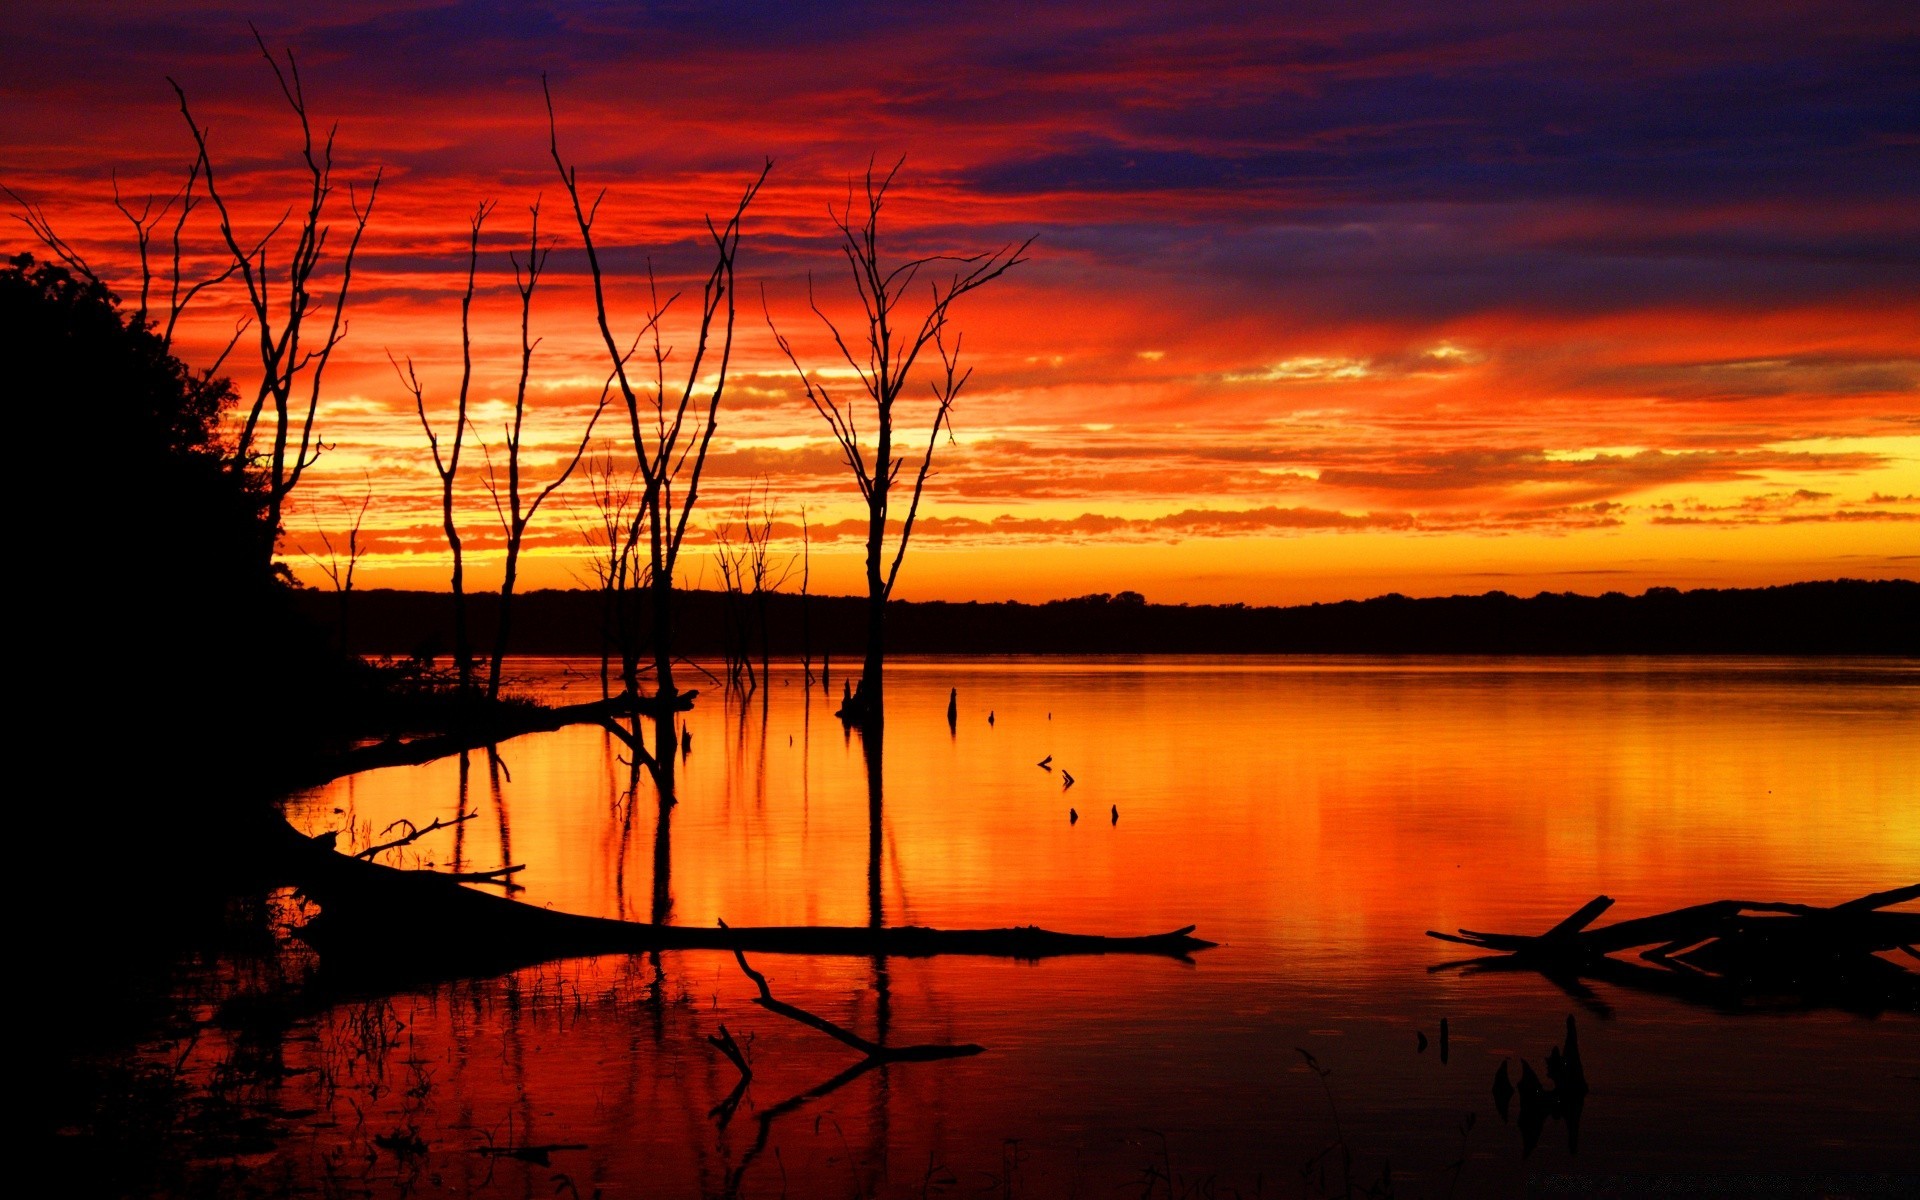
1429,885,1920,1015
356,811,476,860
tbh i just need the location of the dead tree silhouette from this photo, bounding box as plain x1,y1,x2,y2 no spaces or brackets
172,27,381,570
714,487,793,698
481,199,608,702
8,160,242,370
391,201,492,695
300,472,373,653
545,74,770,711
108,162,244,358
766,160,1029,729
573,442,643,700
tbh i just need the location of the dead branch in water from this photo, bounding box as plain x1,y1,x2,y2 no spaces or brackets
356,812,477,860
1429,884,1919,1014
295,694,662,790
720,918,984,1062
706,1023,753,1125
279,822,1213,977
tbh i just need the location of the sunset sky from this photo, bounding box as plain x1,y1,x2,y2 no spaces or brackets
7,2,1916,603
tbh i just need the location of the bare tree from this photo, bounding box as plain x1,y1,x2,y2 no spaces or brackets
108,165,242,353
393,202,492,695
767,162,1029,727
171,28,381,568
714,483,793,699
745,488,794,693
9,158,244,403
573,442,644,699
545,76,769,711
712,512,755,697
480,200,608,702
300,473,374,653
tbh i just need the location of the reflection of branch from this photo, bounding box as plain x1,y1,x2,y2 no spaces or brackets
356,811,477,859
595,717,662,780
707,1023,752,1125
1429,884,1920,1015
734,1056,876,1190
719,919,983,1061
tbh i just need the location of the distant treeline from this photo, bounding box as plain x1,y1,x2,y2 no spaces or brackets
298,578,1917,659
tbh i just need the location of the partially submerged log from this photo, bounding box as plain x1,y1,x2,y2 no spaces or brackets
295,694,659,790
275,822,1215,976
1429,885,1919,1014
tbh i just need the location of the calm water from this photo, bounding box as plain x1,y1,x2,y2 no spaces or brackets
184,658,1918,1194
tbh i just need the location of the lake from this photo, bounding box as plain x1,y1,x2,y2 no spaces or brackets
182,657,1920,1195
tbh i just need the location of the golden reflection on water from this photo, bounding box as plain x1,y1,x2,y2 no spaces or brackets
261,657,1919,1196
297,657,1918,959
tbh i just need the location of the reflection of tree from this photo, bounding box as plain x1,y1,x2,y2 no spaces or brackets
486,746,513,888
651,724,675,928
451,749,470,874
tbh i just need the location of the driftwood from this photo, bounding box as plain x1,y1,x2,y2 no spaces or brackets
1430,885,1919,1015
276,822,1214,978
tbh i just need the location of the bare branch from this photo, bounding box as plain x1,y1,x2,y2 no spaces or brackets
5,186,99,282
356,811,478,860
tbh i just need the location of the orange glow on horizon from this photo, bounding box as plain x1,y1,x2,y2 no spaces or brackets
7,7,1915,604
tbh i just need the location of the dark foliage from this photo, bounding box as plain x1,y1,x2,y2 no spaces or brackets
304,578,1918,660
9,253,335,1155
5,252,276,605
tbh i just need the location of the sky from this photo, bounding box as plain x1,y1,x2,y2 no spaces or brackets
5,1,1917,604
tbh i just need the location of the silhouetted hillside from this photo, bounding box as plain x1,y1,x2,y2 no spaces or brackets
298,578,1917,659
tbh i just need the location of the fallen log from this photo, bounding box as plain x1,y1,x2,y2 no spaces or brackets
1431,885,1919,960
1429,885,1919,1015
293,694,658,790
274,822,1215,973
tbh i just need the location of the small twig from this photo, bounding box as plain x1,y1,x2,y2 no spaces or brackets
437,864,526,884
356,811,477,859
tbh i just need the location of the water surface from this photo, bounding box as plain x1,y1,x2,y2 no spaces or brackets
197,657,1917,1194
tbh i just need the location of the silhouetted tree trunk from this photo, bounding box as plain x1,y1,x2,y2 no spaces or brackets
546,77,768,710
482,201,606,702
172,30,380,567
767,162,1027,729
394,202,492,695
